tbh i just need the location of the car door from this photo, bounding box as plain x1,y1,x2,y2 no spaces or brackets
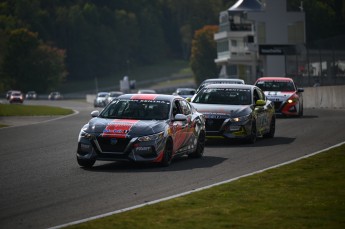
171,99,186,154
173,99,194,153
253,87,270,134
179,100,195,147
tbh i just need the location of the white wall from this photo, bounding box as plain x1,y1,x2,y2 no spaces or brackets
86,86,345,109
303,85,345,109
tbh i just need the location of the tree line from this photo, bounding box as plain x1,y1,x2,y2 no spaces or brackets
0,0,344,93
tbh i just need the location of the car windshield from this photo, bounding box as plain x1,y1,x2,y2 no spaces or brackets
178,90,195,95
109,92,122,97
256,81,295,91
193,88,251,105
197,80,243,92
100,99,171,120
98,93,108,97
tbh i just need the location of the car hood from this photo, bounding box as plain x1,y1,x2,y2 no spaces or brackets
83,118,166,138
191,103,251,118
264,91,295,102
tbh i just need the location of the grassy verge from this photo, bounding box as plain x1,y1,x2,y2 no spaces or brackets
58,59,191,93
0,104,74,116
67,144,345,229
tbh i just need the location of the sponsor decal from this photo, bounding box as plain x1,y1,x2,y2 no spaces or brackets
135,146,152,151
102,119,139,138
200,111,228,116
130,94,158,100
80,143,91,149
205,114,224,119
259,45,296,55
229,125,241,131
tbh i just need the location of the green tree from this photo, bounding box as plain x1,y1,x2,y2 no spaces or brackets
166,0,225,59
1,28,66,92
288,0,344,43
190,25,219,85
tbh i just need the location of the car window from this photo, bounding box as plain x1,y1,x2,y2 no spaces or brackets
100,99,170,120
256,81,296,91
178,90,195,96
173,100,184,116
193,88,251,105
255,88,265,101
179,100,191,115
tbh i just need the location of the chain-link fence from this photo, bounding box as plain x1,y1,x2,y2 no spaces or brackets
286,35,345,87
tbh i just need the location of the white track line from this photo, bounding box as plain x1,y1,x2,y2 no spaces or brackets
49,141,345,229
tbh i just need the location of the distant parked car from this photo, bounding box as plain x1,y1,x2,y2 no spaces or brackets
172,88,196,99
255,77,304,117
26,91,37,100
9,91,24,104
195,78,245,94
48,91,63,100
105,91,124,105
137,89,157,94
94,92,109,107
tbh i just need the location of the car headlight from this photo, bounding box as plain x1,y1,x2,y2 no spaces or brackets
80,129,92,139
287,94,299,103
230,114,250,122
80,125,93,139
138,132,164,142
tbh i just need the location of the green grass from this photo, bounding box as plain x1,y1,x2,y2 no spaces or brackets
58,59,192,93
0,104,74,116
67,144,345,229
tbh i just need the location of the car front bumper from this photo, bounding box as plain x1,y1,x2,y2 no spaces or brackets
205,118,252,139
77,134,166,163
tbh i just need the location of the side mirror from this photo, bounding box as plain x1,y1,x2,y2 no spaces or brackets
174,114,187,121
255,99,266,106
297,88,304,93
91,110,100,117
185,97,191,102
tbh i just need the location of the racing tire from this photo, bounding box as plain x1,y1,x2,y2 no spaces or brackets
160,140,173,167
247,121,257,144
298,105,304,117
77,157,96,168
188,131,205,158
263,116,275,138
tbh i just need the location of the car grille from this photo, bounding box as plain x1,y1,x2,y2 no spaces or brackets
205,118,225,131
96,137,130,153
273,101,282,111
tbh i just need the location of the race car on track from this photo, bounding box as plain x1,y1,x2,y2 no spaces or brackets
255,77,304,117
190,84,275,143
77,94,206,168
195,78,245,94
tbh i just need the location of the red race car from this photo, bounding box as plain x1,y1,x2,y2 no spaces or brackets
255,77,304,117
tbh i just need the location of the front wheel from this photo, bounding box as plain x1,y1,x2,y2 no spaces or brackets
77,157,96,168
298,104,304,117
160,140,173,167
188,131,205,158
264,116,275,138
247,121,257,144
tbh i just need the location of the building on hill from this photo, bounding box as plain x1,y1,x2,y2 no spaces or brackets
214,0,305,84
